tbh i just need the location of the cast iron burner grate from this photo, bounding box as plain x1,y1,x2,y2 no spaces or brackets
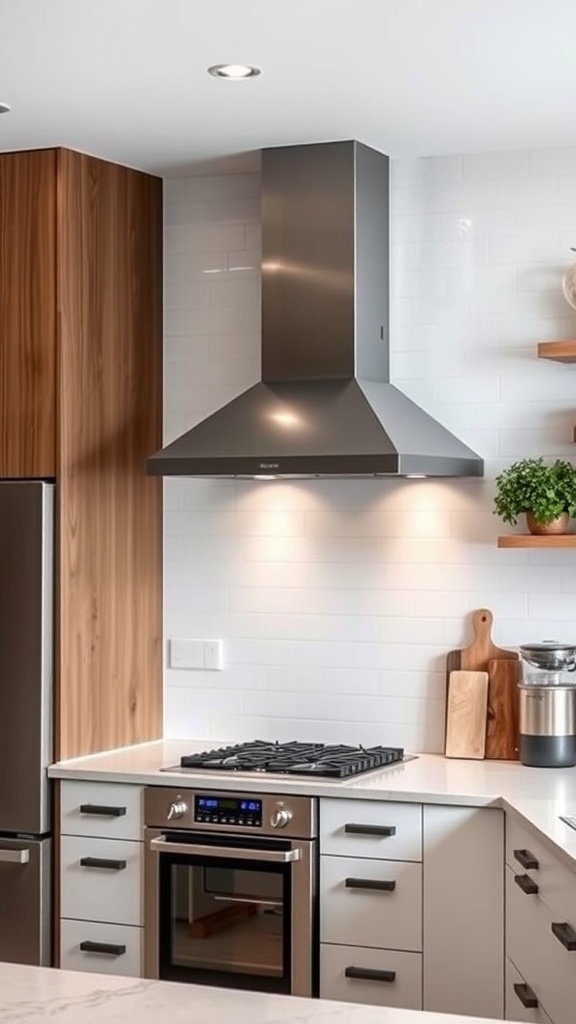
179,740,405,778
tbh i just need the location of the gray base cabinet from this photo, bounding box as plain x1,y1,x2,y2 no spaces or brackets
320,798,505,1020
506,956,553,1024
59,781,144,977
320,944,422,1009
319,798,423,1010
505,815,576,1024
422,804,504,1020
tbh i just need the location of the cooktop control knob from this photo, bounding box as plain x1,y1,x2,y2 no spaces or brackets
167,799,188,821
270,805,292,829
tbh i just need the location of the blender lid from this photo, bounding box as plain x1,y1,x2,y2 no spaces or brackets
520,641,576,671
520,641,576,653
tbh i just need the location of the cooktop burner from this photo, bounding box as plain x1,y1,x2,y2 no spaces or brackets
177,741,406,779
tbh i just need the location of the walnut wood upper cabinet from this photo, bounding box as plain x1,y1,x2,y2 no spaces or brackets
0,147,163,759
0,150,57,476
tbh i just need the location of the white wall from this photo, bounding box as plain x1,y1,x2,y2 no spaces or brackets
163,147,576,753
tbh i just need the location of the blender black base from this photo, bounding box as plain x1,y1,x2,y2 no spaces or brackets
520,734,576,768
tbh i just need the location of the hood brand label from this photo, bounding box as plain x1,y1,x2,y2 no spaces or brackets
259,462,279,469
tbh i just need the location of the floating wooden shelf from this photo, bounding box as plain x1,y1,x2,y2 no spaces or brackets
537,340,576,362
498,534,576,548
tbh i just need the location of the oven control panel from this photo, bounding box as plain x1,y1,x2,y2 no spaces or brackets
195,794,263,827
144,787,317,839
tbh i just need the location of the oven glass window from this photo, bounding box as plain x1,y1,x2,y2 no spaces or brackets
159,852,291,993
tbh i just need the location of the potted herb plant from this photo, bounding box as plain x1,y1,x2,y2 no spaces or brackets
493,457,576,535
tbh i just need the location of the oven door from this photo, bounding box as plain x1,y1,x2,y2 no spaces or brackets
144,828,316,996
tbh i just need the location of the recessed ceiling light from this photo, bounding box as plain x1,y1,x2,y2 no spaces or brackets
207,64,261,80
0,103,11,114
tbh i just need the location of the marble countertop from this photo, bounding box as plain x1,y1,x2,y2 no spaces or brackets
0,963,510,1024
48,738,576,872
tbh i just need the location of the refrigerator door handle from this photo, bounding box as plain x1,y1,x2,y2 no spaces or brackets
0,847,30,864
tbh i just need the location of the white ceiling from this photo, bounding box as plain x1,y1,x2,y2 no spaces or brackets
2,0,575,176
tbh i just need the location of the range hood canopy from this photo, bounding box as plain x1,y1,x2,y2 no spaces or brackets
149,140,483,479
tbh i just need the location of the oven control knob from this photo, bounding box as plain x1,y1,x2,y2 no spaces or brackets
270,807,292,829
167,799,188,821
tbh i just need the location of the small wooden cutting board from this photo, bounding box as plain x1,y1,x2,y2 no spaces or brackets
485,658,520,760
445,670,489,760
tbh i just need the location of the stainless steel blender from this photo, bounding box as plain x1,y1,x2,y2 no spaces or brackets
518,642,576,767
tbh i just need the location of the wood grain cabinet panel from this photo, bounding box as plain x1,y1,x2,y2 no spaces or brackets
0,150,57,476
56,149,162,759
0,146,162,759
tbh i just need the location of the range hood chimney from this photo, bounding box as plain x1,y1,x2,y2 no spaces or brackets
149,140,483,479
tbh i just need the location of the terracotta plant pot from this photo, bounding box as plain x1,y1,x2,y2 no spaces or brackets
526,511,570,535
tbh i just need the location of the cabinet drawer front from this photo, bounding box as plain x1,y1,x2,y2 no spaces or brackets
321,800,422,861
60,836,142,926
60,919,142,977
321,856,422,951
60,781,142,840
320,943,422,1009
506,957,553,1023
507,864,576,1024
506,813,576,925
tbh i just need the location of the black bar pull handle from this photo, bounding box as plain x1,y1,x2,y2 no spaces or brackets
79,940,126,956
551,921,576,951
79,857,127,871
513,982,538,1009
513,848,539,870
345,877,396,892
344,823,397,838
79,804,127,817
345,966,396,984
514,873,539,895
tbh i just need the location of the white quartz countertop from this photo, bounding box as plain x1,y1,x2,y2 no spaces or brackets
48,738,576,872
0,963,512,1024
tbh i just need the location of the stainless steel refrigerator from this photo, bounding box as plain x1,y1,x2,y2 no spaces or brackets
0,480,53,965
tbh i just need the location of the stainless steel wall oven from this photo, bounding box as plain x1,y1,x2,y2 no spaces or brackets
144,787,318,996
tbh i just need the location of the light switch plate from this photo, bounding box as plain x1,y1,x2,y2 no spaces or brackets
204,639,223,670
168,637,224,670
169,638,204,669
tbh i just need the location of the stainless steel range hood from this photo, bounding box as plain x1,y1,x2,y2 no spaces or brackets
149,140,483,479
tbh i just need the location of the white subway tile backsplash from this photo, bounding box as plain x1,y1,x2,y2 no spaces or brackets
162,148,576,753
183,173,260,203
182,302,260,336
164,279,209,310
208,276,260,308
183,222,245,253
448,207,519,238
188,197,260,224
164,225,185,253
529,147,576,176
494,175,559,208
390,212,449,244
462,150,528,180
488,232,561,265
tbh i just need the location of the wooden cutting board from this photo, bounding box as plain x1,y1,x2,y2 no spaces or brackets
444,608,516,721
445,670,489,759
460,608,518,672
444,648,461,730
485,658,520,760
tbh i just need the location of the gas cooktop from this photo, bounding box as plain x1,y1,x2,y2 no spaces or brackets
167,740,407,779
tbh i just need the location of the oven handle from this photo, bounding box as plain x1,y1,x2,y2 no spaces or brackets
212,894,283,908
149,836,301,863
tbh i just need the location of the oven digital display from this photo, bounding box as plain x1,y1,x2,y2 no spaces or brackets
194,794,263,826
